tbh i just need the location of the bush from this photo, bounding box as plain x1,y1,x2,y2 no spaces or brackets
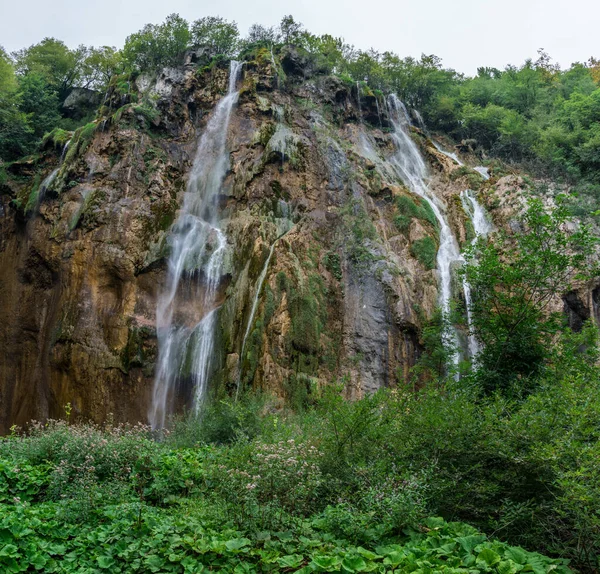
410,236,437,269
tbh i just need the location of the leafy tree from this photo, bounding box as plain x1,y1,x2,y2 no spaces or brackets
17,72,61,140
245,24,279,47
122,13,190,72
12,38,82,100
301,34,348,74
0,48,33,160
0,47,17,94
191,16,239,57
279,15,303,45
79,46,122,89
462,196,598,394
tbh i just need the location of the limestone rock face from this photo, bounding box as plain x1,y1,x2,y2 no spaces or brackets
4,56,583,432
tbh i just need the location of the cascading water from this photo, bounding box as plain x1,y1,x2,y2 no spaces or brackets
356,82,363,120
474,166,490,180
432,140,463,167
150,61,243,430
430,140,495,360
236,242,277,399
460,189,494,357
387,95,464,366
36,139,71,210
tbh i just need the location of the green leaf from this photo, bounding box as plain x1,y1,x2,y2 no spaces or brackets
30,553,47,570
504,548,528,566
0,544,19,558
457,535,487,554
145,554,165,572
498,559,519,574
97,555,115,569
425,517,446,530
342,555,368,572
225,538,251,552
312,555,342,570
383,551,406,566
277,554,304,568
477,548,501,567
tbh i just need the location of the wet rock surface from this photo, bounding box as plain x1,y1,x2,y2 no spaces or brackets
2,55,593,431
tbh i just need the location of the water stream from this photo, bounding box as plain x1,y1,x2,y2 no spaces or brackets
387,95,463,366
430,139,495,360
460,189,494,357
432,140,463,166
36,139,71,211
236,241,277,399
150,61,243,430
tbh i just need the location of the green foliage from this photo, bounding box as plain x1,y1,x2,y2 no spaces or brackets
191,17,239,57
395,193,439,232
410,236,437,269
12,38,81,100
41,127,71,150
340,199,379,269
322,251,342,280
122,13,190,72
0,46,16,94
462,197,599,394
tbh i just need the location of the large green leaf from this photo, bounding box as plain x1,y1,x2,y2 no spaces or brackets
477,548,501,567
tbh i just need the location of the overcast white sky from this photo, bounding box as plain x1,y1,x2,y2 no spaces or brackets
1,0,598,75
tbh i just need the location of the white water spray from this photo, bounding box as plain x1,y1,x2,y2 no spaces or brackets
36,139,71,210
387,95,464,366
150,61,243,430
460,188,494,357
432,140,463,166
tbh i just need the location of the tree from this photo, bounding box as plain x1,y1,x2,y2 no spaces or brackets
0,47,17,94
462,196,599,394
17,72,61,139
190,17,239,57
0,47,32,161
122,14,190,72
279,15,303,45
245,24,279,46
12,38,82,100
79,46,122,89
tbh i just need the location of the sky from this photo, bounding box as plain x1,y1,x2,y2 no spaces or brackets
0,0,598,75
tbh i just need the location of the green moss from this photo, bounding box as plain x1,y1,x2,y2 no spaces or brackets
396,194,438,230
258,123,276,147
41,128,72,150
410,236,438,270
323,251,342,281
394,214,411,233
24,174,41,213
62,122,97,168
132,103,160,127
340,199,379,269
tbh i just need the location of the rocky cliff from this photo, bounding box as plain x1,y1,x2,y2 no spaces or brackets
1,50,593,431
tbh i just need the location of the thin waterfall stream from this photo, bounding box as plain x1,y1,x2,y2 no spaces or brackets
387,95,464,366
150,61,243,430
36,138,71,211
432,138,494,359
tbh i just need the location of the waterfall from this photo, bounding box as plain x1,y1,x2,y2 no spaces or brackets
460,189,494,358
36,139,71,210
387,95,464,367
474,166,490,180
430,141,494,361
356,82,363,120
432,140,463,166
375,98,382,128
150,61,243,430
236,242,277,399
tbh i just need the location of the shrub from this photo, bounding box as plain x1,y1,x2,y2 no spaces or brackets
410,236,437,269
